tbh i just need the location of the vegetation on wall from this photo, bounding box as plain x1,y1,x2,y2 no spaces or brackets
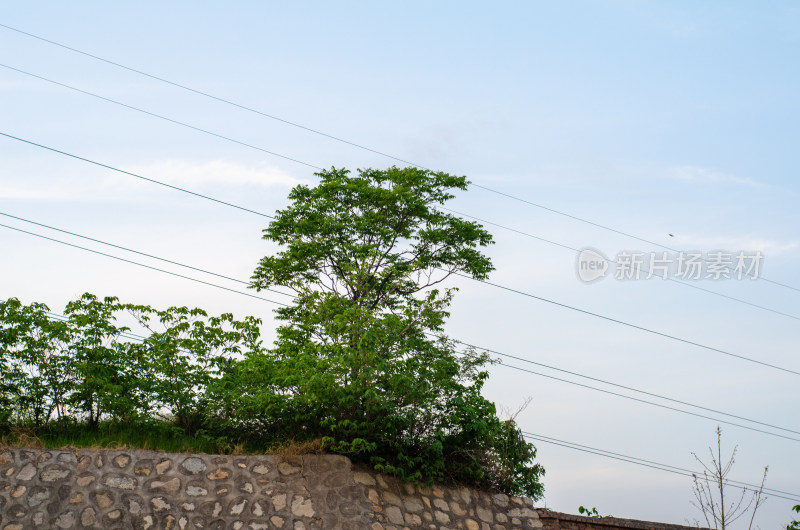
0,166,544,498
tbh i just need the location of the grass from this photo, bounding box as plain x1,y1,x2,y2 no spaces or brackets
0,421,326,457
3,421,227,454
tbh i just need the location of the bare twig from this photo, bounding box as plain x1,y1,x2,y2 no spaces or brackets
690,427,769,530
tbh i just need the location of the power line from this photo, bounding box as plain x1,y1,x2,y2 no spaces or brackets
468,184,799,294
442,207,800,323
454,271,800,377
3,65,795,318
0,223,290,308
0,211,295,300
3,118,791,326
4,63,798,306
0,300,149,349
525,434,697,480
451,337,800,436
38,299,800,500
0,63,323,171
521,432,799,502
26,307,152,345
4,219,799,443
0,133,276,219
1,134,795,376
0,23,416,168
4,23,796,497
13,195,795,336
2,22,795,292
490,355,800,444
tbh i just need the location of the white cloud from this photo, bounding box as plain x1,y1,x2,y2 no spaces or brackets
0,159,310,202
669,234,799,255
129,159,309,189
0,177,97,201
0,186,59,200
670,165,763,188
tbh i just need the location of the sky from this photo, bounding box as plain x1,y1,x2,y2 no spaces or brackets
1,1,799,527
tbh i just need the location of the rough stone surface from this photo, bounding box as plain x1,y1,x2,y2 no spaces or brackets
0,447,701,529
181,457,207,475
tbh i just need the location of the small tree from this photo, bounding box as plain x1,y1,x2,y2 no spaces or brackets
126,303,263,433
65,294,138,425
787,505,800,530
1,295,146,426
243,166,544,496
0,298,74,426
578,506,611,518
690,426,768,530
0,294,264,431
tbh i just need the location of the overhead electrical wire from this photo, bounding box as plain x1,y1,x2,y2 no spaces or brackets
22,293,800,499
0,210,294,299
451,270,800,377
0,137,795,376
26,307,151,345
0,134,787,325
441,207,800,322
2,126,793,326
450,338,800,436
1,64,796,300
2,218,799,443
0,67,793,319
520,432,799,502
0,222,290,308
467,183,799,294
0,133,275,220
1,22,796,293
491,356,800,443
0,63,322,171
0,23,416,169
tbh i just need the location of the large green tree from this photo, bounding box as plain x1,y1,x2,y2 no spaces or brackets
242,166,544,497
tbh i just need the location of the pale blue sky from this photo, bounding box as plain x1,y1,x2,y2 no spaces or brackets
1,2,799,527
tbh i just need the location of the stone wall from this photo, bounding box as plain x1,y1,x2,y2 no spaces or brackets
0,447,701,530
0,446,540,529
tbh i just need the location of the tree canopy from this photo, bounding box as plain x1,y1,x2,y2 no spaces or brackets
240,166,544,497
